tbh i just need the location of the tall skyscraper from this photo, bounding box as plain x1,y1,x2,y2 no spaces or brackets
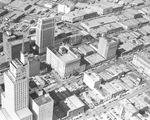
3,32,30,60
1,58,33,120
98,36,119,59
36,17,55,54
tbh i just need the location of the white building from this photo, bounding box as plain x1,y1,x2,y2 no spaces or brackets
58,1,75,14
30,93,54,120
59,94,85,119
83,70,102,90
61,9,84,23
46,45,81,78
98,37,119,59
132,49,150,77
1,59,32,120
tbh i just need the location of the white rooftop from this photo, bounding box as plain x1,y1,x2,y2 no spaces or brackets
85,53,105,65
65,95,84,111
16,108,32,119
85,71,101,82
59,53,76,63
11,59,23,68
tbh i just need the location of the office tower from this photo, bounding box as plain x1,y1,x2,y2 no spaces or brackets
3,32,30,60
1,58,33,120
30,93,54,120
98,36,119,59
36,17,55,54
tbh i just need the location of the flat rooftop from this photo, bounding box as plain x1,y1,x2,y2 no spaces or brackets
16,108,32,119
63,94,84,111
137,48,150,65
78,44,94,55
85,70,101,82
59,53,76,63
85,53,105,65
81,16,115,28
0,52,9,65
49,46,80,64
34,94,53,106
9,38,30,46
100,37,119,44
11,59,23,68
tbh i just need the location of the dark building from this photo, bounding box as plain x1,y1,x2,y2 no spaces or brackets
36,17,55,54
3,32,30,60
0,31,3,43
0,9,8,17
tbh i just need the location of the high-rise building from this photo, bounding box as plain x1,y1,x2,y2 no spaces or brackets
20,39,40,78
30,93,54,120
1,58,33,120
36,17,55,54
3,32,30,60
46,45,81,78
98,36,119,59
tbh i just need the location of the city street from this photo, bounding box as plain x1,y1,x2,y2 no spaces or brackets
79,84,150,120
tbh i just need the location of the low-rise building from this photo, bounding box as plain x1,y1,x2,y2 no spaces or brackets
78,44,95,56
109,80,125,94
132,48,150,77
83,70,102,90
58,1,75,14
121,77,135,89
59,95,85,119
80,16,115,32
62,9,84,23
90,2,113,15
119,99,138,117
84,53,105,65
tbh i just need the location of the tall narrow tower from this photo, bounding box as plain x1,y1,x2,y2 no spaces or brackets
1,58,33,120
20,36,28,65
36,17,55,54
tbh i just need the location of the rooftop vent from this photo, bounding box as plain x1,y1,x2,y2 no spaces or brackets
59,46,68,54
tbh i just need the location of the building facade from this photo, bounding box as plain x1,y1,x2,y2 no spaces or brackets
1,59,32,120
132,52,150,77
98,37,119,59
3,33,30,60
36,17,55,54
59,95,85,120
30,93,54,120
83,70,102,90
46,46,81,78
